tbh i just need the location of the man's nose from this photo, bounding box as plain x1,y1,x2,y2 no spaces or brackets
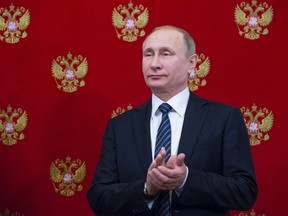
150,56,162,71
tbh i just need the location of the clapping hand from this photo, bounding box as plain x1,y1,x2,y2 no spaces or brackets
145,148,187,196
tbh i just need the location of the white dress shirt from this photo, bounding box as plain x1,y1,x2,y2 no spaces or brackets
150,87,190,159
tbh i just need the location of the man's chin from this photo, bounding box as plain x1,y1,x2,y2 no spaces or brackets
149,85,165,92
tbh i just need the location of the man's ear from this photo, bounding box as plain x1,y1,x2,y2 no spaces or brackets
188,54,198,70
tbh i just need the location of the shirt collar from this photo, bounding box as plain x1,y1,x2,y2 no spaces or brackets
151,87,190,118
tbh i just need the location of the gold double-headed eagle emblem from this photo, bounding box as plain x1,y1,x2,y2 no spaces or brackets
188,54,210,91
112,1,149,42
50,155,86,197
0,105,28,146
0,4,30,44
234,0,273,40
241,103,274,146
52,52,88,93
111,104,133,118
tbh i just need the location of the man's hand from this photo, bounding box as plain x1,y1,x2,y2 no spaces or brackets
145,148,187,195
145,148,166,196
158,153,186,190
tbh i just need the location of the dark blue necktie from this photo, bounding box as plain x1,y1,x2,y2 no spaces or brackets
155,103,172,216
155,103,172,162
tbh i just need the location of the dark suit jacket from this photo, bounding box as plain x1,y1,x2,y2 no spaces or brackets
87,92,258,216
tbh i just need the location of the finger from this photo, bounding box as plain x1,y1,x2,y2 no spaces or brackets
156,166,185,189
155,147,166,166
150,171,175,190
155,154,164,167
176,153,186,166
166,155,176,169
146,171,162,195
157,165,175,178
148,159,158,171
148,170,165,189
150,167,171,187
160,147,166,159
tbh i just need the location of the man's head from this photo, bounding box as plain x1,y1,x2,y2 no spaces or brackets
142,25,197,101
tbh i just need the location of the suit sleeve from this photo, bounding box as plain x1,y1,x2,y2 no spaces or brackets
175,107,258,211
86,119,153,216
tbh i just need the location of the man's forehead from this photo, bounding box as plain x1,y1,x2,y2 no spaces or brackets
143,29,184,49
148,28,182,40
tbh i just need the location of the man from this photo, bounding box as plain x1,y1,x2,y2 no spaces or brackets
87,25,258,216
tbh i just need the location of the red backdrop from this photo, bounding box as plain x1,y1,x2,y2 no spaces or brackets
0,0,287,215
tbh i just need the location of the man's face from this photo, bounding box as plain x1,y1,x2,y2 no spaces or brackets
142,28,195,99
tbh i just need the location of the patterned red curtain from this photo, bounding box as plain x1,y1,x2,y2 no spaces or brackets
0,0,287,215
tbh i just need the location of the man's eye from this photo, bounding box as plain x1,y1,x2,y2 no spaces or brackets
144,53,152,57
163,52,171,56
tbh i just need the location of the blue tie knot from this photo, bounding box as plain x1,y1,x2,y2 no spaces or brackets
158,103,172,114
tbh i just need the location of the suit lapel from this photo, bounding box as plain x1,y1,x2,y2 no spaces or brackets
131,93,209,170
178,92,209,162
132,100,153,171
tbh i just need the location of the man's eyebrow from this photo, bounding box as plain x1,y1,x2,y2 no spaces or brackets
143,47,153,53
143,47,175,53
159,47,175,54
